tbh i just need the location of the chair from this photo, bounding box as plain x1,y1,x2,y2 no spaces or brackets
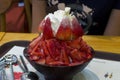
0,0,12,31
23,0,32,32
0,0,32,32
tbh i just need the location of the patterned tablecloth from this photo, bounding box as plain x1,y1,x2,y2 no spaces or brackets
1,46,120,80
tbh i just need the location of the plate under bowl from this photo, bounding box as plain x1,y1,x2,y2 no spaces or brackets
23,47,95,80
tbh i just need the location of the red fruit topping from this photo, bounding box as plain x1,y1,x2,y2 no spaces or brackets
38,17,54,39
27,8,93,66
38,19,45,33
56,17,72,40
56,17,84,40
71,17,84,38
27,36,93,66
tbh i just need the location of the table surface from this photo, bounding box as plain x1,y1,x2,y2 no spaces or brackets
0,32,5,41
0,32,120,54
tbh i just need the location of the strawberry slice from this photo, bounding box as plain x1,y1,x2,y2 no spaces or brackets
70,49,84,62
29,55,40,61
38,19,45,33
45,56,55,64
60,48,70,64
29,35,43,49
71,17,84,39
48,61,68,66
38,17,54,39
56,17,72,40
36,58,46,64
56,17,84,40
46,39,61,60
67,37,82,49
38,40,49,57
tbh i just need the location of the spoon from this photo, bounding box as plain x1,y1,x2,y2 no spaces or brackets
0,58,7,80
4,54,18,80
19,55,39,80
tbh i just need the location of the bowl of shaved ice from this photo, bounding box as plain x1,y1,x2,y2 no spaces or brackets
24,7,95,80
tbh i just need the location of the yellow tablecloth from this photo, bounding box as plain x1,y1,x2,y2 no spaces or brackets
0,32,5,41
0,32,120,54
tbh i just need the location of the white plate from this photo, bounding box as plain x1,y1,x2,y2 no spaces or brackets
36,69,99,80
73,69,99,80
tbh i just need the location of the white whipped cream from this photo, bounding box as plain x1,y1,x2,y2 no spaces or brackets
45,7,75,35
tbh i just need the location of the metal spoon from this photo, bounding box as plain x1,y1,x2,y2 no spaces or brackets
19,55,39,80
4,54,18,80
0,58,7,80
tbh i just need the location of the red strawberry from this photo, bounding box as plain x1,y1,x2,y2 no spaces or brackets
70,49,83,62
38,19,45,33
46,39,61,60
45,56,55,64
36,58,46,64
38,17,54,39
48,61,68,66
71,17,84,39
56,17,84,41
56,17,72,40
67,37,82,49
29,55,40,61
29,35,43,49
60,48,70,64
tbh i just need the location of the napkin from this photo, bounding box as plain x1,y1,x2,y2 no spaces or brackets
85,58,120,80
1,46,120,80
